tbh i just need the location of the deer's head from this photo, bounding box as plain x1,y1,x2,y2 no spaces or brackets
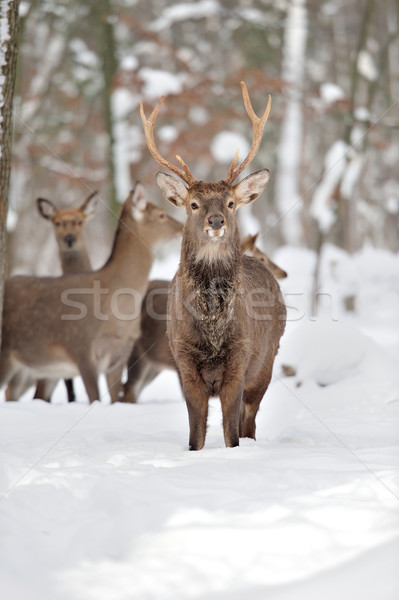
241,233,287,280
140,82,271,260
37,191,99,252
119,183,183,246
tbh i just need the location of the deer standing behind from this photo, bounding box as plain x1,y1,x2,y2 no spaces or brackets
123,237,287,403
240,234,287,280
5,191,99,402
0,185,182,403
141,82,287,449
36,192,98,402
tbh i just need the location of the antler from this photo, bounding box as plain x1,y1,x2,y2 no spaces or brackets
140,97,196,187
225,82,271,185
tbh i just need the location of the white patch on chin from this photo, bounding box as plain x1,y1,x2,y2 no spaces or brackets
196,229,229,263
207,228,225,239
132,207,144,221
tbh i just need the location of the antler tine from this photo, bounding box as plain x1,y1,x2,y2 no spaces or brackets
225,82,271,185
225,148,240,184
140,98,195,187
176,155,195,186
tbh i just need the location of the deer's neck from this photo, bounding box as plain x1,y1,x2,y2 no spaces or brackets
180,229,242,355
60,247,91,274
181,227,242,290
102,220,153,291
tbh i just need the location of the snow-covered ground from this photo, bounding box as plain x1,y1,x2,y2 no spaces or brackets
1,244,399,600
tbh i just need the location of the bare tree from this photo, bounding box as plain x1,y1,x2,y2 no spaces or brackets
0,0,20,346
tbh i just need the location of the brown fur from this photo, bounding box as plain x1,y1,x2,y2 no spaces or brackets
6,192,99,403
241,234,287,280
156,172,287,449
0,185,182,403
36,192,97,401
123,237,286,403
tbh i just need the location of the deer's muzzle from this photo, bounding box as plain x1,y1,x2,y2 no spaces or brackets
208,214,225,230
64,234,76,248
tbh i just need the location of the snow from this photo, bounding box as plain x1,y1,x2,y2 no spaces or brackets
0,0,12,160
354,106,371,122
138,67,184,99
357,50,378,82
310,140,348,232
340,153,364,200
319,82,345,105
210,131,249,163
150,0,220,32
1,242,399,599
275,0,307,244
120,54,138,72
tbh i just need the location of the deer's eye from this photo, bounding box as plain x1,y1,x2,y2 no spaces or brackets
228,201,235,209
78,221,83,225
55,222,61,227
159,212,166,220
191,202,199,210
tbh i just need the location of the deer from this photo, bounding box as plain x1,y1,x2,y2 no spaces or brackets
123,238,287,403
240,233,287,280
5,191,99,403
36,191,98,402
0,185,183,404
37,192,97,274
140,82,287,450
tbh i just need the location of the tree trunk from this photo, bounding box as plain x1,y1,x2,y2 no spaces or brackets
274,0,308,245
0,0,20,347
91,0,119,222
336,0,375,252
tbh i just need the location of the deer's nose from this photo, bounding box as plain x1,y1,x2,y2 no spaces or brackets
208,214,225,230
64,234,76,247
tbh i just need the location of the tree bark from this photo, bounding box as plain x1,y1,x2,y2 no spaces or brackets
336,0,375,252
274,0,308,245
0,0,20,347
91,0,119,222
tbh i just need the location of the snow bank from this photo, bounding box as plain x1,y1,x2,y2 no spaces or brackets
1,245,399,599
278,321,399,412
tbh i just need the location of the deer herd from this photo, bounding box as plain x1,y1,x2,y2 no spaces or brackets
0,82,287,450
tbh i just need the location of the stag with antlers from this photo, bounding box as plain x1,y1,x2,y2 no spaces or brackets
141,82,286,450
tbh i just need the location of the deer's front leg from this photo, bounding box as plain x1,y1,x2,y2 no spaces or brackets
107,365,124,403
219,353,248,447
220,377,244,448
75,357,99,403
177,357,209,451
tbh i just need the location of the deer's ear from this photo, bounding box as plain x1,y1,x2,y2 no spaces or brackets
80,191,99,218
251,232,259,245
131,183,147,220
156,173,188,210
233,169,270,208
37,198,56,219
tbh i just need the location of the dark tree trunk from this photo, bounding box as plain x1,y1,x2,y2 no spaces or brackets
0,0,21,347
91,0,119,222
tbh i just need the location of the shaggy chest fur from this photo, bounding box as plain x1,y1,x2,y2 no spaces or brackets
186,257,241,359
195,279,236,352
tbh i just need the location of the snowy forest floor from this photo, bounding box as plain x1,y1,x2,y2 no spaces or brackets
1,244,399,600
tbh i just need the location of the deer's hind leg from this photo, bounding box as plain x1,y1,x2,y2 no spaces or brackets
240,363,274,440
34,379,58,402
0,352,29,401
6,370,34,402
123,342,162,403
64,379,75,402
